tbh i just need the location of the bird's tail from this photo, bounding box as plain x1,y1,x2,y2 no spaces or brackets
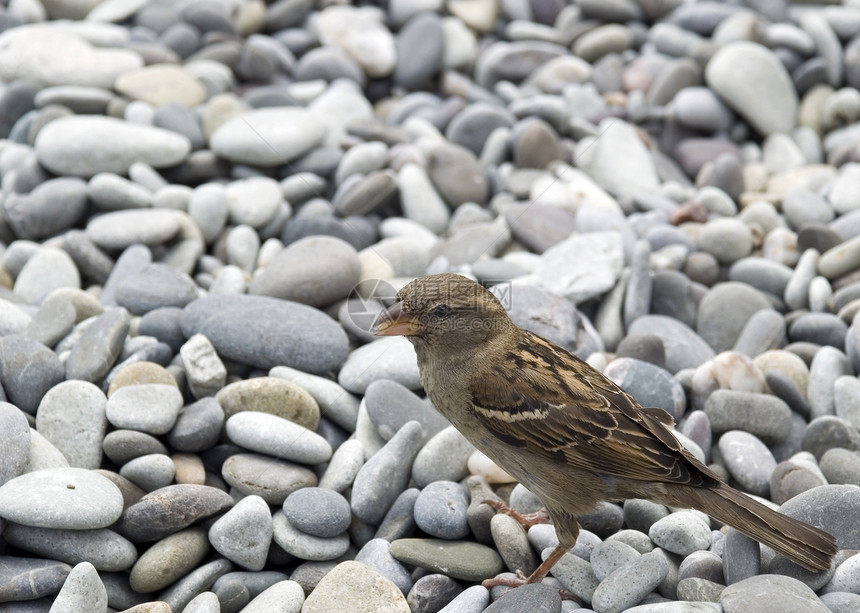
696,485,837,571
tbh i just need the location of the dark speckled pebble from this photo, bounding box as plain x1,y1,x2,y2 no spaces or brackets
413,481,471,540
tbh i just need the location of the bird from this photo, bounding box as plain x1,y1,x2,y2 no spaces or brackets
373,272,837,589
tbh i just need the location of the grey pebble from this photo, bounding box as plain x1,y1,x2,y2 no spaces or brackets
375,487,420,542
225,411,331,465
696,283,773,353
119,453,176,492
0,555,71,603
318,439,364,493
718,431,777,497
628,316,715,373
129,527,210,594
65,308,130,385
364,379,450,441
720,573,829,613
50,561,108,613
408,574,463,613
722,528,760,586
808,346,853,419
23,295,77,348
412,425,475,488
437,585,489,613
221,453,317,505
0,468,123,530
604,358,684,420
733,310,786,358
414,480,470,540
802,416,860,460
13,247,81,305
165,396,224,453
678,550,723,584
272,511,350,561
35,381,107,470
114,263,199,315
591,550,670,613
591,540,642,582
545,549,600,603
355,538,414,595
0,407,30,489
239,580,306,613
179,333,226,399
208,495,273,571
2,524,137,572
338,336,422,394
389,538,504,582
648,511,711,557
352,421,425,524
0,335,64,415
103,430,168,466
270,365,360,433
159,558,233,613
283,487,351,538
704,390,791,444
181,294,349,375
105,384,182,436
819,448,860,486
779,485,860,549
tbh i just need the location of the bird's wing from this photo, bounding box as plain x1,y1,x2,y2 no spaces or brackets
469,332,719,488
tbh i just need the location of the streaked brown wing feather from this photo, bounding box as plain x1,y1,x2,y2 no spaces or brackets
469,331,719,488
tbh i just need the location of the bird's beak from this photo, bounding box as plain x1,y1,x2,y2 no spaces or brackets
373,301,421,336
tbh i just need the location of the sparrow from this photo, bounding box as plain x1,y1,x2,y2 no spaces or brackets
374,273,837,588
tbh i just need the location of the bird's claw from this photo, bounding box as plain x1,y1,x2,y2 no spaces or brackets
481,499,552,528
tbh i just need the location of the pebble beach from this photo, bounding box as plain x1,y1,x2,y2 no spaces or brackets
1,0,860,611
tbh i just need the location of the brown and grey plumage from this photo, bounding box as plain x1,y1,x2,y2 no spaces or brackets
375,273,837,586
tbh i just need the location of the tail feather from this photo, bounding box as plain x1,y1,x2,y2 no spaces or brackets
698,485,837,571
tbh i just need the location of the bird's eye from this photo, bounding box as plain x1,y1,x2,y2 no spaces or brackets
431,304,452,318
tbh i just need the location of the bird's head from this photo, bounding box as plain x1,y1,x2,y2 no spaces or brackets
373,273,514,350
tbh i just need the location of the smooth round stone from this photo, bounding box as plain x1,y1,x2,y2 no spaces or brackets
504,203,577,254
591,540,641,581
789,313,848,348
591,550,670,613
412,426,475,488
718,431,777,497
3,524,137,572
0,402,30,486
0,555,72,602
823,552,860,594
233,579,306,613
413,481,470,540
802,416,860,460
778,485,860,550
87,172,152,211
119,454,176,492
318,439,364,494
704,41,797,135
375,488,420,543
164,397,223,454
704,390,792,444
0,468,123,529
351,421,425,524
248,236,360,308
129,527,210,593
604,358,685,420
445,102,514,155
672,86,734,132
216,376,319,429
0,335,64,415
117,484,235,542
225,411,331,465
390,538,504,582
425,142,488,206
35,115,190,177
808,347,853,419
113,263,199,315
103,430,168,467
355,538,413,595
188,183,229,244
535,231,624,303
272,511,350,561
180,294,350,375
489,512,538,579
783,190,834,231
397,163,450,234
4,177,88,240
649,511,712,556
628,315,715,373
364,379,450,441
394,12,444,89
222,453,317,505
770,457,828,506
835,376,860,431
698,218,753,265
697,283,773,353
283,487,351,538
50,561,108,612
210,107,326,166
334,171,397,218
302,561,409,613
733,310,786,358
338,336,421,394
106,384,183,436
13,247,80,305
115,64,207,107
729,258,793,299
208,495,273,571
819,235,860,280
720,573,829,613
225,176,283,229
576,119,660,199
819,448,860,486
86,209,182,251
159,558,233,612
35,381,107,470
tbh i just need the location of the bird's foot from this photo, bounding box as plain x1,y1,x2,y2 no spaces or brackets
481,499,552,528
481,573,581,603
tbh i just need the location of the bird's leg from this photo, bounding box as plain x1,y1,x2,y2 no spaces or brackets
481,545,580,601
481,499,552,529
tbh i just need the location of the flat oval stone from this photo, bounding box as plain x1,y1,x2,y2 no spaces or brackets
283,487,351,538
86,209,182,251
13,247,80,305
0,335,64,415
389,538,504,582
167,397,225,453
272,511,350,561
0,468,123,529
129,527,210,593
35,115,191,177
181,294,349,375
225,411,332,465
36,380,108,470
216,376,320,430
413,481,470,540
106,384,183,436
2,524,137,572
117,483,235,542
720,573,829,613
0,556,71,603
364,379,450,441
114,263,200,315
718,431,777,497
221,453,317,505
338,336,421,394
301,561,409,613
64,308,130,385
0,402,30,485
